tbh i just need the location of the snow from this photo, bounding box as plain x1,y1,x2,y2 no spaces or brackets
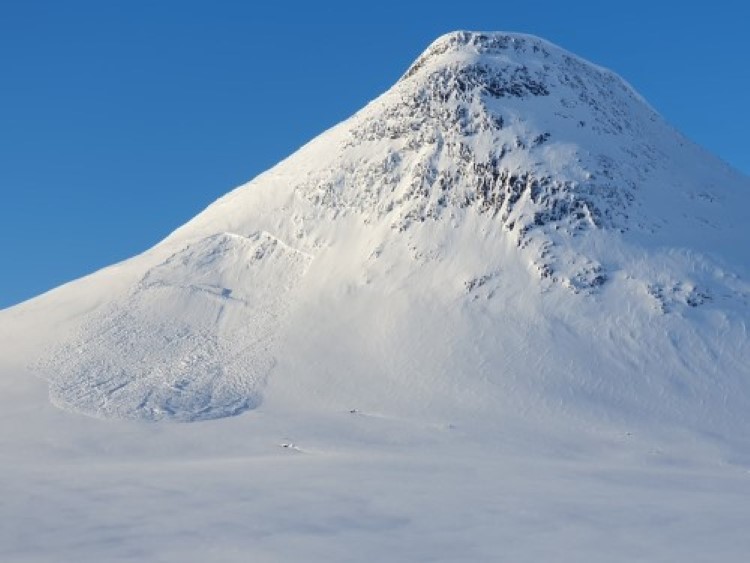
2,371,750,562
37,231,312,421
1,30,749,561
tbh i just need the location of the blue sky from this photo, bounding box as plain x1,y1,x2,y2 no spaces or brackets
1,1,748,309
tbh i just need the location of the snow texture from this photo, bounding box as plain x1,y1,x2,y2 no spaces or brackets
38,232,311,421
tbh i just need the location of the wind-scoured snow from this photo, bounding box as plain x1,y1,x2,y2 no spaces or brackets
0,31,749,562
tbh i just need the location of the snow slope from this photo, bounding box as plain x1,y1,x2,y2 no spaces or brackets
0,31,749,562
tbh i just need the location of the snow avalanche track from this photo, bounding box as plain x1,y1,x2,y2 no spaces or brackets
37,231,312,421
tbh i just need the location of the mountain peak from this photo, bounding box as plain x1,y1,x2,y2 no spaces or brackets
313,32,676,292
399,30,650,121
3,32,749,425
401,30,552,81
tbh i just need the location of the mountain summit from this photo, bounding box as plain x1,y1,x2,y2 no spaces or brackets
2,32,748,444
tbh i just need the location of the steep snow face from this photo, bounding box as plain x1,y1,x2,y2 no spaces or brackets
175,31,749,295
2,31,749,430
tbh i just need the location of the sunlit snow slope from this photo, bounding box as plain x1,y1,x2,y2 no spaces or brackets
1,32,748,449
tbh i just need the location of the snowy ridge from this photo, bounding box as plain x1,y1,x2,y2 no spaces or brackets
1,31,748,437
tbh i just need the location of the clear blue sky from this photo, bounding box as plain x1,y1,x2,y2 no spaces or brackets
1,1,748,309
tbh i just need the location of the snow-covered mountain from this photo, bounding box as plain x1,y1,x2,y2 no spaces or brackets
3,31,750,563
2,31,749,444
